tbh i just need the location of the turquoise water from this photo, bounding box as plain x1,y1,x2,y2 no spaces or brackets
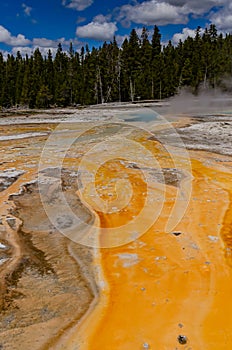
123,110,161,123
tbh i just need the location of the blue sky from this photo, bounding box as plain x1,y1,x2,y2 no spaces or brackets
0,0,231,57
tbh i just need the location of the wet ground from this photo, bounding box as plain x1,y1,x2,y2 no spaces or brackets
0,105,231,349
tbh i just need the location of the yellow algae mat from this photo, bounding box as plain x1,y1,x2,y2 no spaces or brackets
0,113,232,350
58,131,232,350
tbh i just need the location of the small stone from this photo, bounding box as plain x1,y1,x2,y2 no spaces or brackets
6,217,16,229
178,323,183,328
208,235,219,242
178,335,187,345
143,343,150,349
191,243,199,250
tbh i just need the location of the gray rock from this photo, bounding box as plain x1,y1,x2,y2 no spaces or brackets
178,335,187,345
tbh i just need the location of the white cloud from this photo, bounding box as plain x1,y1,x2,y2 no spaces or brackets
35,47,59,57
212,14,232,31
56,37,81,47
0,27,83,58
31,37,82,54
172,27,197,44
209,2,232,32
0,25,31,46
62,0,93,11
115,34,129,46
117,0,231,27
33,38,60,48
11,46,34,57
11,43,80,58
1,50,12,60
93,14,112,23
118,0,188,26
76,19,118,41
11,46,61,58
168,0,226,14
22,3,32,16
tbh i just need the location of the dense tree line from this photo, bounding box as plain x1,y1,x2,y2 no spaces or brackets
0,24,232,108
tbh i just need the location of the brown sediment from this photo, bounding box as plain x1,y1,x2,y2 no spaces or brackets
0,113,141,350
0,120,119,350
0,159,97,349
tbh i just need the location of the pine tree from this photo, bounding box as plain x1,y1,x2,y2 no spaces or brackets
151,25,162,98
163,41,177,97
120,38,130,101
139,27,152,99
44,49,54,105
20,55,33,107
2,54,16,107
54,43,70,106
127,29,141,101
0,52,5,107
0,23,232,108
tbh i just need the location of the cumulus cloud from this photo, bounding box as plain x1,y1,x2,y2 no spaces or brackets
33,38,59,47
209,2,232,32
118,0,230,27
22,3,32,16
11,46,60,58
93,14,112,23
32,37,81,51
62,0,93,11
11,46,34,57
11,38,82,58
32,37,78,48
172,27,197,44
0,29,82,58
115,34,129,46
168,0,226,14
211,13,232,31
76,17,118,41
0,25,31,46
118,0,188,26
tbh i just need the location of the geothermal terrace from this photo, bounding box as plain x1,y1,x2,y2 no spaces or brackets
0,102,232,349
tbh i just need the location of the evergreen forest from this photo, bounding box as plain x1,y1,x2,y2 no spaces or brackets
0,24,232,108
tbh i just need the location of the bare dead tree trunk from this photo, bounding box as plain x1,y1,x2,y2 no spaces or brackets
151,78,154,99
96,66,104,104
94,79,98,104
178,70,182,93
99,70,104,104
204,66,207,89
130,77,134,102
118,58,121,103
106,86,111,103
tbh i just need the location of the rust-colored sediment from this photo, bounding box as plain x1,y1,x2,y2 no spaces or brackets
83,150,232,349
1,117,232,350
